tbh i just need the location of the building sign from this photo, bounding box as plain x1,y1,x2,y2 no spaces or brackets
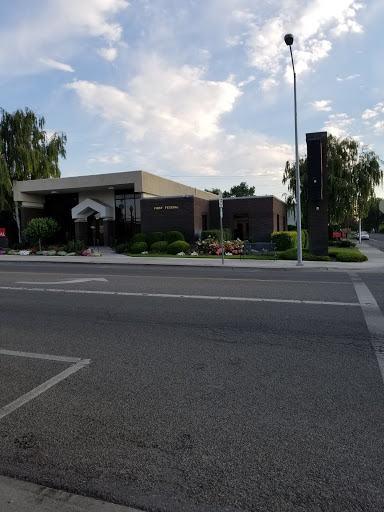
153,205,180,210
332,232,347,239
0,228,6,237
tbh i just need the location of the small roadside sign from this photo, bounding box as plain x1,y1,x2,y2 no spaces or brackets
218,191,223,209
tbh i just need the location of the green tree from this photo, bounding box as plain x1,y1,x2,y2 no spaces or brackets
0,108,67,239
204,188,221,195
205,182,255,198
22,217,59,251
227,182,255,197
362,197,384,232
282,135,383,226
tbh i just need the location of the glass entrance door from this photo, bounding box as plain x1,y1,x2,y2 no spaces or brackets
88,213,104,246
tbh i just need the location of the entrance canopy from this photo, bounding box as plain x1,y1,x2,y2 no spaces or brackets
71,198,114,220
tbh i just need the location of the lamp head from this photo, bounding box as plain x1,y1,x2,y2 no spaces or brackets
284,34,294,46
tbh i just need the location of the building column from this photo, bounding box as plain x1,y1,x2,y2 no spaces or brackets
102,219,115,247
74,219,88,244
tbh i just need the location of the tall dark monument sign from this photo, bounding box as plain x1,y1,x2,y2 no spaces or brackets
306,132,328,256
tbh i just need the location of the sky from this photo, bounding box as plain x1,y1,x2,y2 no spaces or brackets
0,0,383,200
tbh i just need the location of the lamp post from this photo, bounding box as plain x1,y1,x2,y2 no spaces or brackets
284,33,303,266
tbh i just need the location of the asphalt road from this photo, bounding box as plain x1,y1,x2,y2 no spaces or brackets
1,262,384,512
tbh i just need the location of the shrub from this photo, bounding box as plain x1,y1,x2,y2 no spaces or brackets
148,232,164,247
328,247,368,262
64,240,87,254
130,241,148,254
57,251,67,256
130,233,147,245
150,241,169,253
379,225,384,234
271,230,309,251
115,242,130,254
165,231,185,244
329,240,356,248
201,229,232,241
271,231,296,251
167,241,191,255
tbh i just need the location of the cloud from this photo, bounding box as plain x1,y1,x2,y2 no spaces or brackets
362,102,384,133
66,55,294,187
40,58,74,73
312,100,332,112
323,113,355,138
0,0,129,76
97,47,118,62
67,56,241,141
336,73,360,82
241,0,363,85
88,154,123,164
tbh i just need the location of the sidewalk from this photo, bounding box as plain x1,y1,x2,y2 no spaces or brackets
0,242,383,271
0,475,143,512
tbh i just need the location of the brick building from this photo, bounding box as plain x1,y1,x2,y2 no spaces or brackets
10,170,287,245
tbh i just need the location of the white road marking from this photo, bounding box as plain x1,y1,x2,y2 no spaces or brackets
0,349,90,421
0,349,82,363
16,278,108,285
0,360,90,420
349,272,384,382
0,285,360,306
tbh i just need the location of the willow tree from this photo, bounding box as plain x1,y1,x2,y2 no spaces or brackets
282,135,383,227
0,108,67,238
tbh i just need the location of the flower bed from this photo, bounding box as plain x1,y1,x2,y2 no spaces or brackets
195,236,244,255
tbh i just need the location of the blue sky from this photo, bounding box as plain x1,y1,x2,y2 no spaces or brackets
1,0,383,199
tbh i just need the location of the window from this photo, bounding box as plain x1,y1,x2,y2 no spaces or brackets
277,214,280,232
115,191,141,241
202,215,208,231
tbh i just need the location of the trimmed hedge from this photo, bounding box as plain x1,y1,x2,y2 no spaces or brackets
201,229,232,241
116,242,130,253
130,241,148,254
271,230,308,251
328,247,368,262
130,233,147,245
148,232,164,247
167,241,191,255
271,231,296,251
165,231,185,244
329,240,356,248
150,241,169,253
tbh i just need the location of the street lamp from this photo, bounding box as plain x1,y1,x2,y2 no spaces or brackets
284,33,303,266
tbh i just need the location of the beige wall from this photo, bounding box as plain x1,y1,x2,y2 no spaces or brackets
13,170,217,204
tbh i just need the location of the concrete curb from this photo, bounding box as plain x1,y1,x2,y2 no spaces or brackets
0,475,144,512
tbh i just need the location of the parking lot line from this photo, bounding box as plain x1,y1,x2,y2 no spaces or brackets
0,351,90,421
0,349,83,363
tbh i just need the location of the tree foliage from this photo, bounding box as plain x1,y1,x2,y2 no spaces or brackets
0,108,67,211
363,197,384,232
205,182,255,197
22,217,59,251
282,135,383,226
